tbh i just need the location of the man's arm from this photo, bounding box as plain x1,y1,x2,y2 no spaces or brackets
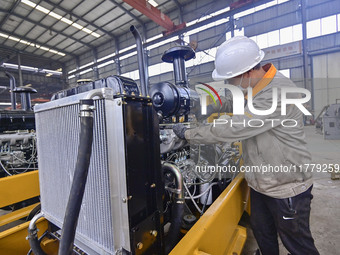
193,95,233,121
185,90,284,144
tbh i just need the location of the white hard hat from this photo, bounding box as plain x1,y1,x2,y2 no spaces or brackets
212,36,265,81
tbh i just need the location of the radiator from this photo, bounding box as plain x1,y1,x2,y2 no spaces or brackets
35,88,163,254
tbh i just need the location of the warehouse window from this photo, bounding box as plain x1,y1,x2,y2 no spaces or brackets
148,62,173,77
306,14,339,39
321,15,337,35
268,30,280,47
119,45,135,54
121,70,139,80
279,69,290,78
147,36,177,50
79,68,92,75
257,33,269,48
307,19,321,38
186,7,230,27
97,53,115,62
234,0,289,19
97,60,114,69
225,28,244,41
234,27,244,36
292,24,303,41
226,31,232,40
280,26,293,44
250,24,302,49
186,47,217,69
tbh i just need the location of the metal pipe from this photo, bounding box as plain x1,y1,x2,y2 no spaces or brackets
162,162,184,200
21,92,31,111
5,72,16,110
173,56,187,87
162,162,185,254
27,212,47,255
130,25,148,96
17,53,23,87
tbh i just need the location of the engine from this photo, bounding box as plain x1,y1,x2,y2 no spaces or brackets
30,26,241,255
149,44,241,249
0,130,37,176
0,72,37,177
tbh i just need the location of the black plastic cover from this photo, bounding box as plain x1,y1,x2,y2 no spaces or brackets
149,82,191,118
0,110,35,132
52,75,139,100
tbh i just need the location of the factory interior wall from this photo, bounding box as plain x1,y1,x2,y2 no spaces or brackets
312,51,340,117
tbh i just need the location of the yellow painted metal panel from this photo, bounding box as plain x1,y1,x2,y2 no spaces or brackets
0,218,50,255
0,203,40,227
224,226,247,255
0,170,40,208
170,173,249,255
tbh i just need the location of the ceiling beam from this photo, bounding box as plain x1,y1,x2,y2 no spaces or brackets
123,0,174,31
43,0,116,38
0,0,21,28
0,9,93,49
0,52,16,66
122,0,186,33
25,1,95,56
0,44,63,66
31,4,118,59
0,29,76,57
1,0,44,47
172,0,182,9
109,0,143,26
8,0,48,53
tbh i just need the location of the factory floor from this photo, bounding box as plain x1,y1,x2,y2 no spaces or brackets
241,126,340,255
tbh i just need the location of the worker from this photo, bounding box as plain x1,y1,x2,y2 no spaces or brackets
173,36,319,255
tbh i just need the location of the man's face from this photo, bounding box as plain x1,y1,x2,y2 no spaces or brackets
227,74,248,88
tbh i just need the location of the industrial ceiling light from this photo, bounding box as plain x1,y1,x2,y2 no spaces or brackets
21,0,100,38
148,0,159,7
0,31,66,56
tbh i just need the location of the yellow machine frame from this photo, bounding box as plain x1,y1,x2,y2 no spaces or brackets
0,170,249,255
170,173,249,255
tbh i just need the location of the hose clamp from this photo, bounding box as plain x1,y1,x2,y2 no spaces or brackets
79,99,95,117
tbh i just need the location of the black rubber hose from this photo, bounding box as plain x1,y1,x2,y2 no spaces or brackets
58,99,94,255
164,201,185,254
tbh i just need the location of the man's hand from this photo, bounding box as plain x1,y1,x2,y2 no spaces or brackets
172,123,187,140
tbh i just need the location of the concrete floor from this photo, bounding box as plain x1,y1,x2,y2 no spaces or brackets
242,126,340,255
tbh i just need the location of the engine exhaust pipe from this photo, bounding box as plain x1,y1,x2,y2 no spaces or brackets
130,25,148,96
5,72,17,110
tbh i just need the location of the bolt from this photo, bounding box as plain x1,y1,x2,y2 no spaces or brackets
136,242,143,250
150,230,158,237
